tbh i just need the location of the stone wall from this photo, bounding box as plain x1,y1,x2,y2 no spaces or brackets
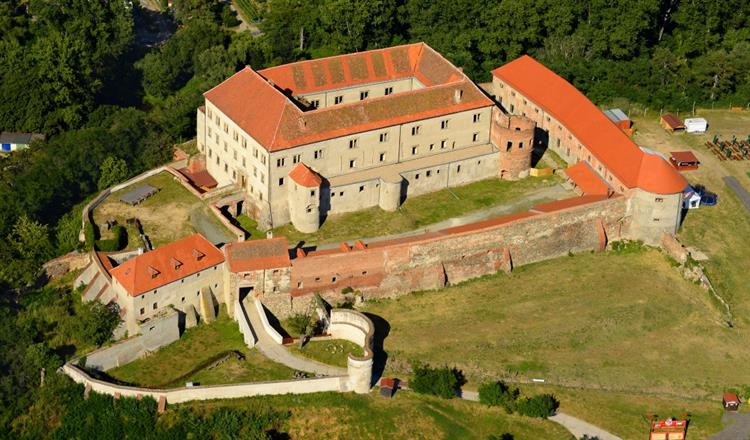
329,309,375,393
266,195,627,317
83,308,180,371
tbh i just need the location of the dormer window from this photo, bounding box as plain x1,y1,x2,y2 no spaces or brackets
192,249,205,261
147,266,160,279
170,257,183,270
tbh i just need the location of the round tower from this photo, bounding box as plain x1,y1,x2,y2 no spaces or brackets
287,163,322,233
490,107,535,180
378,176,403,212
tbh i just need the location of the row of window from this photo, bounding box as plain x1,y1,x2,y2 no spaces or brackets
317,85,395,108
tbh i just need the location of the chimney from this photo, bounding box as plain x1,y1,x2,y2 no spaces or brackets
454,88,463,103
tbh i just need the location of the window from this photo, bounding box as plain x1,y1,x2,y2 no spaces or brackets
223,141,228,152
332,276,337,282
441,139,447,149
315,277,321,282
233,131,238,142
359,185,364,192
511,91,516,97
232,170,236,179
379,152,386,162
457,165,461,173
655,197,664,203
297,281,303,288
310,99,319,108
253,166,257,177
208,148,212,158
334,95,343,104
223,122,228,133
379,132,388,142
310,189,316,196
349,138,357,149
181,297,185,302
253,147,258,158
415,173,420,180
426,170,431,177
519,142,523,149
207,108,212,118
384,86,393,95
339,191,344,196
279,177,284,186
429,144,434,151
306,206,312,213
224,164,228,173
349,159,357,168
293,154,301,164
314,149,323,159
215,115,220,125
260,173,265,183
242,157,246,166
208,127,212,137
510,104,515,113
473,113,481,123
441,119,449,129
277,157,285,167
233,150,238,160
140,308,145,315
261,155,266,165
653,218,661,222
411,146,418,155
411,125,420,136
472,132,479,142
242,137,247,148
360,91,369,100
153,302,158,310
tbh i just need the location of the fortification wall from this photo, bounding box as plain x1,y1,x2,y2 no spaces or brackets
266,195,627,317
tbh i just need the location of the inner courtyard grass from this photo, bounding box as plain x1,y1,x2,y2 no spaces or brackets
289,340,364,368
273,175,564,246
181,391,573,440
107,312,294,387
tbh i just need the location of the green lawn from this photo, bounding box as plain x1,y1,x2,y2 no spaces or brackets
235,213,265,240
273,175,563,245
181,391,573,440
289,340,363,368
107,312,294,387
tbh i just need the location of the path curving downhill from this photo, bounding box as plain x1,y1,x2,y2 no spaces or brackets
244,299,346,377
460,390,622,440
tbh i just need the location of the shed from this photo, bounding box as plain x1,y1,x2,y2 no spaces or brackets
0,132,44,153
119,184,160,205
379,377,399,398
682,186,701,210
660,114,684,132
669,151,700,170
723,393,740,411
684,117,707,133
603,108,632,130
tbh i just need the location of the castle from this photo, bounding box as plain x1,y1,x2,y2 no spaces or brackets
79,44,690,335
196,43,534,233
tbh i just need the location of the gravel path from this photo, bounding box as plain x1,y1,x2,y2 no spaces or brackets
460,390,622,440
709,412,750,440
190,208,233,246
723,176,750,214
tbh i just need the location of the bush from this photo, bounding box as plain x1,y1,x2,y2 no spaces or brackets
285,313,312,336
84,221,97,251
75,301,120,346
515,394,560,418
478,380,519,412
95,225,127,252
410,362,464,399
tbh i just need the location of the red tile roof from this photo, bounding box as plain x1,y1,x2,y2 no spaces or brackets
204,43,492,152
492,56,687,195
176,167,218,189
110,234,224,297
224,238,291,272
670,150,699,164
288,163,322,187
661,113,684,130
564,162,610,195
723,393,740,404
638,152,689,194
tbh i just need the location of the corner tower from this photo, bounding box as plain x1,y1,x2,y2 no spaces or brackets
490,107,535,180
287,163,322,233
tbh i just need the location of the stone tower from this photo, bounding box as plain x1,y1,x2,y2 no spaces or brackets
490,107,535,180
287,163,322,233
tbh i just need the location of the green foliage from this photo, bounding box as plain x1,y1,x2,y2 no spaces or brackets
610,240,648,254
0,215,54,286
285,313,312,336
95,225,127,252
514,394,560,418
478,380,520,413
410,362,465,399
97,156,129,191
83,222,97,251
74,301,120,346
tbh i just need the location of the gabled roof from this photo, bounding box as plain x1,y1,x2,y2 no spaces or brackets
288,163,322,187
110,234,224,297
224,238,291,272
204,43,492,153
565,162,610,195
492,55,687,194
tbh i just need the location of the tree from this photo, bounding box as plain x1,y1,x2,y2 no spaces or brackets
0,214,53,286
515,394,560,418
478,380,520,412
74,301,120,346
97,156,129,190
410,362,464,399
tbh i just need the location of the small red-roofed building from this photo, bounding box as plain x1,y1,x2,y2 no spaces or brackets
108,234,225,334
669,151,700,171
723,393,741,411
223,238,292,306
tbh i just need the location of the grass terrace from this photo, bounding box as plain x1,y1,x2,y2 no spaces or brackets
181,391,573,439
289,340,364,368
107,312,295,387
273,175,567,246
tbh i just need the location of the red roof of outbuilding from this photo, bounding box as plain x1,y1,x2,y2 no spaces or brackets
564,162,610,195
670,150,700,164
288,163,322,187
110,234,224,297
492,56,687,194
723,393,740,403
224,238,291,272
661,113,684,129
204,43,492,153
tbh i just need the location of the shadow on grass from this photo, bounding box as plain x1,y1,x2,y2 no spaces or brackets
363,312,390,386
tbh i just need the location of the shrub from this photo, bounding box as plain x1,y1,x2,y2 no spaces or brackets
515,394,559,418
478,380,520,412
285,313,312,336
341,286,354,294
410,362,464,399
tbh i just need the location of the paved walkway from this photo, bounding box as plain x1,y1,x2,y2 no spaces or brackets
244,300,346,377
190,207,234,245
460,390,622,440
723,176,750,214
316,183,572,250
709,412,750,440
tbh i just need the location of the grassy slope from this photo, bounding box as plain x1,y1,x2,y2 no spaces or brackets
273,175,563,246
107,313,294,387
183,391,573,440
